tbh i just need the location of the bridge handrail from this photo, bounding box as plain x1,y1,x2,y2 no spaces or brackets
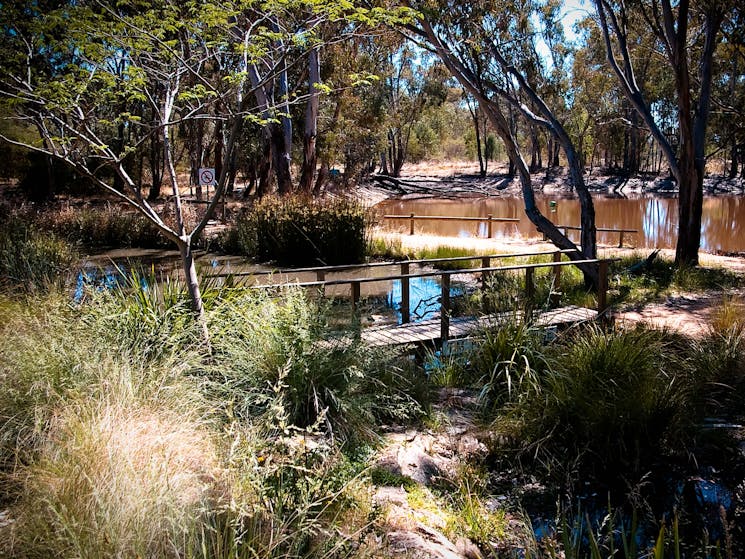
382,212,518,236
383,214,519,222
206,248,581,279
248,258,605,289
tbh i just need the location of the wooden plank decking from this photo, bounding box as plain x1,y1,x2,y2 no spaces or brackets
360,305,598,348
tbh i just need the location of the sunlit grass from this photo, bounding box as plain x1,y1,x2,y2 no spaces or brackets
609,253,744,307
0,283,430,558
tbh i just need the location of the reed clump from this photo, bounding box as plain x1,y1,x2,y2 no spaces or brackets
49,204,169,250
234,195,369,266
437,319,744,484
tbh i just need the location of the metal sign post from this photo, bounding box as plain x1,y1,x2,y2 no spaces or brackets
198,168,215,198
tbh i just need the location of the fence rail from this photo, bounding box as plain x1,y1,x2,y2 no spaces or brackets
383,213,519,237
206,248,581,281
545,225,638,248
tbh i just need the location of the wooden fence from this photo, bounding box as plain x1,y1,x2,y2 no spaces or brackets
383,213,519,237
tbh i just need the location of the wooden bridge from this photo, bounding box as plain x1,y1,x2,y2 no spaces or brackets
208,250,611,348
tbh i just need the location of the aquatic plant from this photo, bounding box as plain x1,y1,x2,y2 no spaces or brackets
49,205,170,250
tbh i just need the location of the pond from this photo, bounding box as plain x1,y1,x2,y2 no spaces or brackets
375,194,745,253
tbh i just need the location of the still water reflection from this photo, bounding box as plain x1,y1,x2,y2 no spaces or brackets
376,195,745,253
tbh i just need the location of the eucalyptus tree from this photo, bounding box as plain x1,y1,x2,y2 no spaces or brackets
592,0,738,266
0,0,408,344
403,0,600,286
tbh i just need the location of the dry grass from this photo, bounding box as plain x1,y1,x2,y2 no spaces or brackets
7,403,219,558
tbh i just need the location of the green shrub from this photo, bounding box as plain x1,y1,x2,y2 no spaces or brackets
49,205,169,250
0,208,76,292
234,195,368,266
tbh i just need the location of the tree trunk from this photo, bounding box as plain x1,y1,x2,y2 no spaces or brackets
529,125,540,172
178,239,210,349
469,101,486,178
277,61,293,193
300,47,320,192
413,17,598,287
728,140,738,180
257,129,272,197
272,123,292,194
482,101,599,287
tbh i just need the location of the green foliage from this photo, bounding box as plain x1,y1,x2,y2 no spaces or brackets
0,208,76,292
205,287,428,443
234,196,369,266
369,466,417,489
444,471,508,548
80,271,201,362
412,245,483,270
49,205,169,250
470,319,551,415
366,235,406,260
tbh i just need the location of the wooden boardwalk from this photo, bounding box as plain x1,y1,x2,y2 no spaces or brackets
361,305,598,348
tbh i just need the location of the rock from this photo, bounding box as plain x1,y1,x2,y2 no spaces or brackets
456,537,484,559
374,486,410,509
376,432,452,486
387,525,467,559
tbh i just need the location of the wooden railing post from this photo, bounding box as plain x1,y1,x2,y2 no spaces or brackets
618,230,624,248
487,214,493,238
552,251,562,290
351,281,361,314
525,267,534,315
597,260,609,313
440,273,450,342
316,270,326,297
481,257,492,313
409,212,415,235
401,262,410,324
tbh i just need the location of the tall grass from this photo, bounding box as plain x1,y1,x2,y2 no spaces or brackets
609,254,744,307
205,287,428,443
506,325,693,477
0,281,429,557
234,196,369,266
0,208,77,292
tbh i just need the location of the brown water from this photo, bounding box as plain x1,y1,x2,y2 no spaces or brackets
376,194,745,253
